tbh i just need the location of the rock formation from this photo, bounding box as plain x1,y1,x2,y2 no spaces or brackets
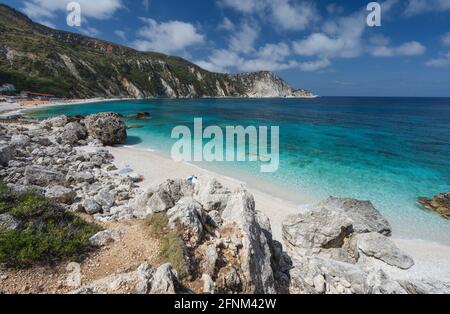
282,197,415,294
418,192,450,220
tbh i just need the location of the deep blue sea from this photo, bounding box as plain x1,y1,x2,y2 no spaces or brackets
30,97,450,245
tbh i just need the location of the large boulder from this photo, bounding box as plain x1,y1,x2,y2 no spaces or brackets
43,115,68,128
219,188,276,294
59,122,87,144
132,179,193,217
167,197,205,245
283,197,414,294
84,112,127,145
318,197,392,236
45,186,76,204
149,263,180,294
356,233,414,270
10,134,30,147
0,144,14,166
194,176,231,212
24,165,64,186
282,207,356,263
289,256,406,294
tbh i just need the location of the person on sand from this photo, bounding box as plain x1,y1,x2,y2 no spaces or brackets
186,175,198,184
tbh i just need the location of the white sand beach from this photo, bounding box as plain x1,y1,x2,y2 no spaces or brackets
108,145,450,286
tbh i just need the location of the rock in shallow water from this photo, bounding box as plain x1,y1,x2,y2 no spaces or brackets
418,192,450,220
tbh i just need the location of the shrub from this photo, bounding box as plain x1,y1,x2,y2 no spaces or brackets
146,213,189,277
0,182,100,269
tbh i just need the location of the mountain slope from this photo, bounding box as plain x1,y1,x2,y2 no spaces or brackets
0,4,313,99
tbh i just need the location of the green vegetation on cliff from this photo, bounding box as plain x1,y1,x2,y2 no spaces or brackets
0,4,312,99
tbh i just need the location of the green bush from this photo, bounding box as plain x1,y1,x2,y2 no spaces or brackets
0,182,100,269
146,213,188,277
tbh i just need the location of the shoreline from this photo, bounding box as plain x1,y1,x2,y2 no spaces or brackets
109,145,450,246
108,145,450,283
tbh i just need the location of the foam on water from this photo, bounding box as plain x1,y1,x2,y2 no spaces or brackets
30,97,450,245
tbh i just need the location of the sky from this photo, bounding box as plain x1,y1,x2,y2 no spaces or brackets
3,0,450,97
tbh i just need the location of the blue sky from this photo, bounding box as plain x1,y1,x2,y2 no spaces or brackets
3,0,450,97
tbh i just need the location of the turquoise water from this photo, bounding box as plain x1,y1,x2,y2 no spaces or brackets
31,97,450,245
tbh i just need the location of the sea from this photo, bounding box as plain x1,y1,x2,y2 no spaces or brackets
30,97,450,245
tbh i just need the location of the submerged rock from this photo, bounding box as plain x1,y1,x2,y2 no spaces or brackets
418,192,450,220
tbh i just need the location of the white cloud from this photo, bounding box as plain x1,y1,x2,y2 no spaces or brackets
218,17,235,31
404,0,450,16
293,33,346,58
442,32,450,46
22,0,123,20
257,43,291,61
218,0,264,13
219,0,319,31
114,30,127,41
133,18,204,54
293,10,366,59
426,51,450,67
297,59,331,71
270,0,320,31
369,41,426,57
79,25,101,37
229,22,259,53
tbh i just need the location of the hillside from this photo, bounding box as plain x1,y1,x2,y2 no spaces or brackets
0,4,313,99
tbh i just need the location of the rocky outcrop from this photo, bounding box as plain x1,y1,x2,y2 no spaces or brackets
317,197,392,236
134,175,284,294
356,233,414,270
283,197,414,294
418,192,450,220
0,115,139,220
84,113,127,145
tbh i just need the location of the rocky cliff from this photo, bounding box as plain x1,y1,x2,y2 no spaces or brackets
0,4,313,99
